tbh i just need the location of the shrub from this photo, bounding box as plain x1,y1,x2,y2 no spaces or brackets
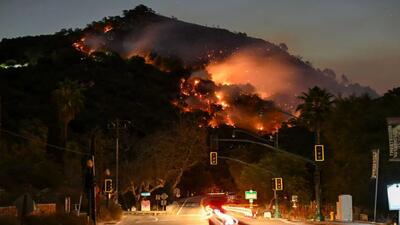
0,216,18,225
99,201,123,221
25,213,87,225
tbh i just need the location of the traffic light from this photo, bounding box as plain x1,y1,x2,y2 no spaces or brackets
314,145,324,161
210,152,218,165
272,178,283,191
104,179,113,193
275,178,283,190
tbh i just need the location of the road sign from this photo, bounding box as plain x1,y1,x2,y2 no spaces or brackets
315,145,324,161
210,152,218,165
140,192,151,197
245,190,257,200
371,149,379,179
272,178,283,191
141,200,151,211
161,200,167,206
155,194,161,200
161,193,168,200
387,118,400,161
291,195,298,208
104,179,113,193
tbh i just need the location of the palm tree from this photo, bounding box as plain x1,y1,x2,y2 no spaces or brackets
53,79,85,145
296,86,334,144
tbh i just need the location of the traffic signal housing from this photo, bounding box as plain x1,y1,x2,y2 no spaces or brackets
104,179,113,193
272,178,283,191
314,145,324,161
210,152,218,165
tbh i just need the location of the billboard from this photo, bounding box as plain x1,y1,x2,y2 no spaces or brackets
387,117,400,161
387,184,400,210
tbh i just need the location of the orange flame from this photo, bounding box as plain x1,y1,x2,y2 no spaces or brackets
104,25,113,33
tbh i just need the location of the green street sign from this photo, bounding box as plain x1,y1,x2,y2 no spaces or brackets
141,192,151,197
245,190,257,200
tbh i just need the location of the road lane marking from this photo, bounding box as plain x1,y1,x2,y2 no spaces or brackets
176,198,189,215
134,216,159,224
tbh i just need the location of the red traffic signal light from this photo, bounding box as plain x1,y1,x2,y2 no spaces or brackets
314,145,324,161
210,152,218,165
104,179,113,193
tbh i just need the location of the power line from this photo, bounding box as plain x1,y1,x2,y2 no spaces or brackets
0,128,89,155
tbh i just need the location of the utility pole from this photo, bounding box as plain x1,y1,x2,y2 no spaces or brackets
108,119,131,204
85,133,97,225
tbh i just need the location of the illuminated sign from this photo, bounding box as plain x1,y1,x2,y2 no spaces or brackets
387,184,400,210
387,117,400,161
371,149,379,179
245,190,257,200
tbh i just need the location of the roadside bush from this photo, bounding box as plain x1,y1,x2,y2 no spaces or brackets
99,201,123,221
25,213,87,225
0,216,18,225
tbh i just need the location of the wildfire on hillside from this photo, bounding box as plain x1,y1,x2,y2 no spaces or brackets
72,25,113,55
72,35,105,55
72,31,288,133
176,76,285,133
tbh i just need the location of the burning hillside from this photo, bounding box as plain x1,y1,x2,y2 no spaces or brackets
175,76,285,132
72,32,287,132
70,5,377,132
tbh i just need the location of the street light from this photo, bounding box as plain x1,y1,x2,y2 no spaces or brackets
108,119,131,204
218,128,324,221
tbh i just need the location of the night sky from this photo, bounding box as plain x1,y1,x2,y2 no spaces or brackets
1,0,399,94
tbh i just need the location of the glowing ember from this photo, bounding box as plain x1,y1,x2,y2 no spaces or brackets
104,25,113,33
72,35,106,55
256,123,264,131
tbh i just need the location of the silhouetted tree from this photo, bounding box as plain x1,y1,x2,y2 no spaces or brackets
296,86,334,144
53,79,85,146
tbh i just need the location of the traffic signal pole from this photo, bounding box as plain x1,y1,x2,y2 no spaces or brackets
315,166,323,221
273,189,281,218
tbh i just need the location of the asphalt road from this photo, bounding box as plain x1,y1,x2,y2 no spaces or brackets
118,196,299,225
